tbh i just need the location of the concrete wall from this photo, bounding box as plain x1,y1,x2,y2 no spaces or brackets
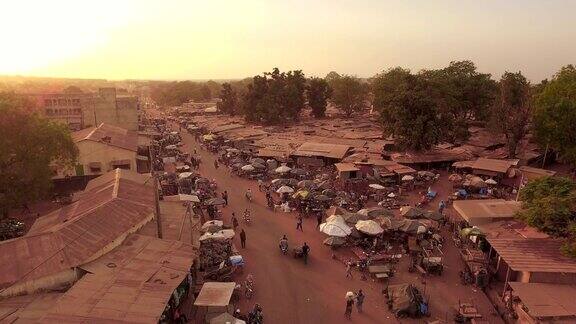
83,88,139,131
55,141,136,178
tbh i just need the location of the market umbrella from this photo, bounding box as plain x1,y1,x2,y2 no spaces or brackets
460,227,484,238
417,171,436,178
342,213,370,224
400,206,425,219
314,194,331,202
230,157,244,164
298,180,315,188
357,207,393,219
326,215,346,224
319,222,351,237
291,168,307,176
485,178,498,185
199,229,235,241
241,164,255,172
203,134,215,141
368,183,385,190
251,162,266,169
448,173,463,182
179,194,200,203
387,192,396,198
469,176,487,188
210,312,246,324
323,236,346,247
322,189,336,197
271,178,286,184
355,220,384,235
275,165,292,173
165,144,177,150
401,175,414,181
226,148,240,154
292,190,310,199
178,172,194,179
249,158,266,165
205,197,226,205
202,220,223,233
276,185,294,194
195,177,210,184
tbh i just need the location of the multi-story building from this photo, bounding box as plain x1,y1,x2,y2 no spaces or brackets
31,88,140,131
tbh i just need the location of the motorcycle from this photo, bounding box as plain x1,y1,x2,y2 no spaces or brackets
243,211,251,224
245,191,253,202
248,304,263,324
244,274,255,299
279,241,288,255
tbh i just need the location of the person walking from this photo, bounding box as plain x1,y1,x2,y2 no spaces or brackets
345,261,354,279
345,297,354,320
356,289,365,313
316,213,323,228
222,191,229,206
214,159,219,169
232,212,239,230
439,200,446,214
296,216,303,231
301,242,310,264
240,229,246,248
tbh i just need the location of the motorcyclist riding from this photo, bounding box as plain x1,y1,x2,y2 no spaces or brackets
279,235,288,254
243,208,251,223
245,188,253,202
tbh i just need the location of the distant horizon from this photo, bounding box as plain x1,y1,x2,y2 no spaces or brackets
1,0,575,82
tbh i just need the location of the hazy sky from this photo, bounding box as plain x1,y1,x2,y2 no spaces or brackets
1,0,574,81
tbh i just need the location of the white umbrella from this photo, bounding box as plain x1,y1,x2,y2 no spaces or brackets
319,222,351,237
276,185,294,194
178,172,194,179
355,220,384,235
275,165,292,173
369,183,385,190
387,192,396,198
179,194,200,203
485,178,498,185
199,229,235,241
241,164,255,172
210,312,246,324
326,215,346,224
401,175,414,181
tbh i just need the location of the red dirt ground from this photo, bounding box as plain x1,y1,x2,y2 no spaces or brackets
178,125,504,324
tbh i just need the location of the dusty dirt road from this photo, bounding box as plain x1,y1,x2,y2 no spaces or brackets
178,127,502,324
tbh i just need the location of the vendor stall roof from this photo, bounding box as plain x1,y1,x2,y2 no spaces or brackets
471,158,515,174
509,282,576,319
292,142,351,160
335,163,360,172
519,166,557,181
477,220,549,240
194,282,237,307
453,199,520,225
41,234,196,323
488,238,576,273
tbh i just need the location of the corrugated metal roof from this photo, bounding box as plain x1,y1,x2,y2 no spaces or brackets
42,234,196,323
509,282,576,318
74,123,138,152
0,170,154,290
488,238,576,273
471,158,514,174
453,199,520,223
334,163,360,172
293,142,351,160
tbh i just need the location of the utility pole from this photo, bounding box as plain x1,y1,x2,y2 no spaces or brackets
149,144,162,239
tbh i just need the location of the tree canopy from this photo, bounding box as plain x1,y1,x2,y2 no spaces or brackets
150,80,217,106
372,67,446,150
533,65,576,165
217,83,238,115
328,75,367,117
242,68,306,124
517,176,576,257
0,93,78,218
306,77,331,118
490,71,532,158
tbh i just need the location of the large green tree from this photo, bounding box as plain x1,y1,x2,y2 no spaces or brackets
517,176,576,256
217,83,238,115
490,72,532,158
329,75,367,117
373,67,447,151
242,68,306,124
0,93,78,219
422,61,497,141
306,77,331,118
533,65,576,165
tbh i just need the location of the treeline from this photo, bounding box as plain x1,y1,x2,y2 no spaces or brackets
149,80,222,106
217,63,576,165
